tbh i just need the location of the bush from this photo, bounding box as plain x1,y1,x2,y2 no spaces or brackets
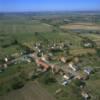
31,74,38,80
41,72,56,85
44,77,56,85
73,79,85,87
96,48,100,57
11,77,24,90
19,71,29,81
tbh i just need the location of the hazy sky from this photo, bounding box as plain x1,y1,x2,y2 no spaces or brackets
0,0,99,12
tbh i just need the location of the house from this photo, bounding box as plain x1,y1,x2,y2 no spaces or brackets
4,57,8,62
84,67,94,75
82,39,95,48
62,80,68,86
29,53,35,58
55,89,62,95
63,72,73,80
75,73,89,80
81,91,90,100
84,43,92,48
63,74,70,80
3,64,8,69
36,59,50,71
73,57,80,64
60,57,67,63
68,62,78,71
50,45,63,52
51,64,61,74
41,54,48,62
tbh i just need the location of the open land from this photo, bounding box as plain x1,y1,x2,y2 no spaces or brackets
60,23,100,30
0,12,100,100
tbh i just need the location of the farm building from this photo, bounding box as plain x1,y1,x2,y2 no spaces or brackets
60,56,67,63
63,73,73,80
84,67,94,75
36,59,50,71
68,62,79,71
81,91,90,100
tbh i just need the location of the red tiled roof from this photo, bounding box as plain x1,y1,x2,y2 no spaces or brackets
37,59,50,70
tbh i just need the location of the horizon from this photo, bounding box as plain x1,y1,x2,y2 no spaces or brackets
0,0,100,12
0,10,100,13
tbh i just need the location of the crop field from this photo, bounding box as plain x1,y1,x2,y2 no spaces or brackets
0,22,53,34
60,23,100,30
70,48,96,55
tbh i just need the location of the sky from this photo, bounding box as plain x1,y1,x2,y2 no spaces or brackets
0,0,100,12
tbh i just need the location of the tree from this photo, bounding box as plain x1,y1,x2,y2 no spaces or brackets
73,79,85,87
11,76,24,90
12,39,18,45
96,48,100,57
41,72,56,85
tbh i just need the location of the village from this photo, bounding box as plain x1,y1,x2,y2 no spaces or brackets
0,40,96,100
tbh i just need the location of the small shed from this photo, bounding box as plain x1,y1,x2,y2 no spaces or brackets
84,67,94,75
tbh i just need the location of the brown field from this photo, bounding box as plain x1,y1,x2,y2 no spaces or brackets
0,81,56,100
70,48,96,55
60,23,100,30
